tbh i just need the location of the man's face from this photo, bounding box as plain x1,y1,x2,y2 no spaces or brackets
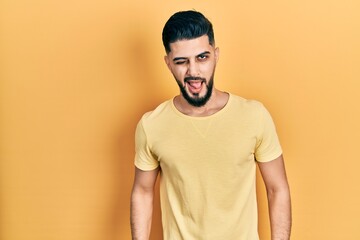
165,35,219,107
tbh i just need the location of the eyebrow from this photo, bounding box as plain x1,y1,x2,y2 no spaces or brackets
172,51,211,62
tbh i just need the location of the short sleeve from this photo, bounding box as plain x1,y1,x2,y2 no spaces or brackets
134,119,159,170
254,104,283,162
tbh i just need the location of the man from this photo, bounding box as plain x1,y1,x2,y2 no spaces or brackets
130,10,291,240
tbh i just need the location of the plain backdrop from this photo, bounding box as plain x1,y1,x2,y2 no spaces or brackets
1,0,360,239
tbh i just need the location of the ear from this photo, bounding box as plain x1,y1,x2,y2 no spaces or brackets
214,47,220,63
164,55,171,70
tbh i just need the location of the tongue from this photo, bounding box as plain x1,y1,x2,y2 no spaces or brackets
189,81,202,89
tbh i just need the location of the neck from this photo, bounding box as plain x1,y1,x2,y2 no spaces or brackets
174,89,229,117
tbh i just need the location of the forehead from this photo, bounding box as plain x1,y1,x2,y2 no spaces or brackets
168,35,214,57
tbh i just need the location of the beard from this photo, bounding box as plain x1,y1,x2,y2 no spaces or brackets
176,74,214,107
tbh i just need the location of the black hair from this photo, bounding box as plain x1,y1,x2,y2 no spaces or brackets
162,10,215,53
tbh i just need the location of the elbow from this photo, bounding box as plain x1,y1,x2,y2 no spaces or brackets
266,184,291,202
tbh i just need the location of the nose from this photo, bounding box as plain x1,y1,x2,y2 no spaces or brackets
186,60,199,76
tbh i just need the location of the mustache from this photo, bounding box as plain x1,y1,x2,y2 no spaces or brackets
184,77,206,83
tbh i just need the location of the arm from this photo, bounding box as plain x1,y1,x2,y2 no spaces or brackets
258,155,292,240
130,166,160,240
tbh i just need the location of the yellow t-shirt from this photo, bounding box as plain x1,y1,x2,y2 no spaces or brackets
134,93,282,240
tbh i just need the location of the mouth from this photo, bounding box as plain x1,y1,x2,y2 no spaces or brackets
184,77,206,94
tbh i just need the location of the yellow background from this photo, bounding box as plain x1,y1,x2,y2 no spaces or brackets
1,0,360,239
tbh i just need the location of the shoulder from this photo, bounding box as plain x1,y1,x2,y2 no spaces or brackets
229,93,266,114
139,99,174,126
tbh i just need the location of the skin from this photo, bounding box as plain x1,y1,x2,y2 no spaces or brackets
164,35,229,117
130,35,291,240
130,167,159,240
258,155,292,240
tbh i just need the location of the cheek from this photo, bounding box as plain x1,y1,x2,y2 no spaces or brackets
200,64,214,76
172,67,186,78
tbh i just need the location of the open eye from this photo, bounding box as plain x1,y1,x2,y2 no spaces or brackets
197,54,209,61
